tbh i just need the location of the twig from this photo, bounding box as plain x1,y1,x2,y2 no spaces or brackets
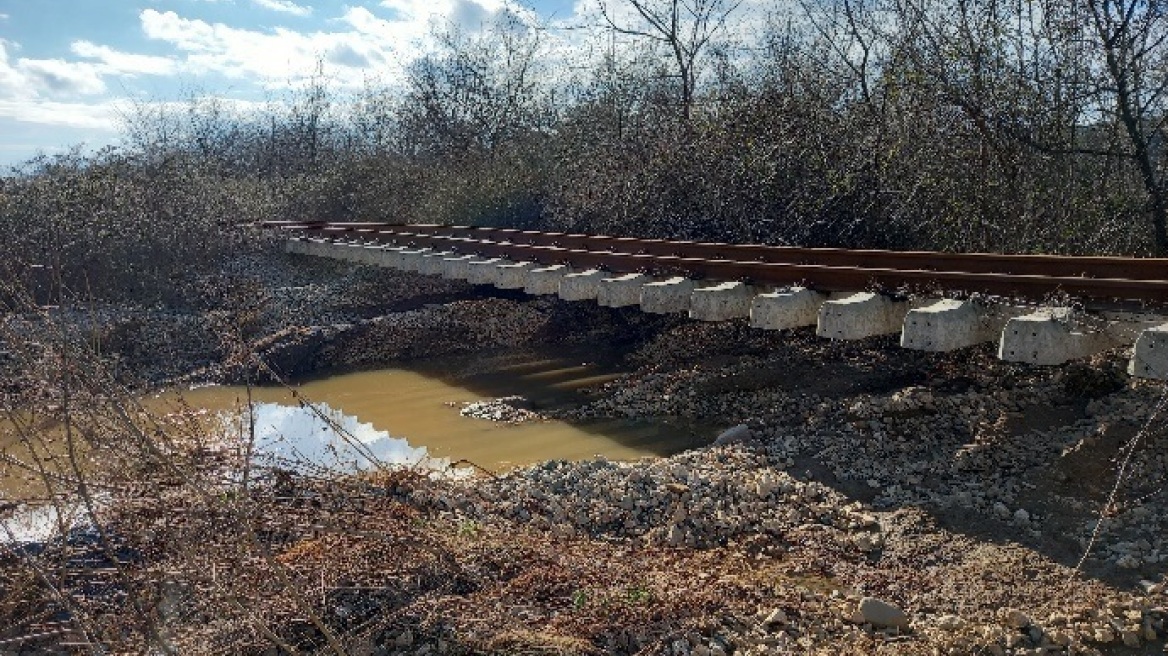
1070,382,1168,580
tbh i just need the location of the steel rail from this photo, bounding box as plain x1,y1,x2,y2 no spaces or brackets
264,220,1168,280
267,222,1168,305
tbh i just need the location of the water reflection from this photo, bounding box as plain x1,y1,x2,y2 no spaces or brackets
0,503,84,544
179,364,713,471
232,401,444,472
0,403,438,546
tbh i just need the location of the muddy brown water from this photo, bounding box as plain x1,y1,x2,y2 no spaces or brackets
1,355,716,503
177,360,713,471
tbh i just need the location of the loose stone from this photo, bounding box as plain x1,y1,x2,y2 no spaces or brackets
762,609,788,627
937,614,965,631
858,597,909,629
1002,608,1030,629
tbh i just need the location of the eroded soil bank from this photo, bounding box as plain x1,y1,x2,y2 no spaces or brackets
1,250,1166,655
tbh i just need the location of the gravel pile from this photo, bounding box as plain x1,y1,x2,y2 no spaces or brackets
389,314,1168,654
409,434,1168,654
546,322,1168,578
448,445,869,548
459,396,543,423
143,260,1168,654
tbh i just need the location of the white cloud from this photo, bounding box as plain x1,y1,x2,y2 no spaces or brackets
71,41,177,76
0,41,27,98
18,58,107,96
375,0,517,29
141,8,409,87
139,10,225,53
0,0,557,140
341,5,398,38
252,0,313,16
0,39,170,136
132,1,559,92
0,37,180,109
0,41,108,99
0,98,119,129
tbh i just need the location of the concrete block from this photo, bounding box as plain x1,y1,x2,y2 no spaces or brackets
466,258,509,285
323,241,344,257
598,273,652,308
1098,312,1167,343
559,269,607,301
301,235,324,254
495,261,536,289
397,248,433,272
357,244,388,265
524,265,573,295
308,240,334,258
353,243,377,262
441,255,479,280
374,244,405,267
998,309,1114,365
348,244,370,263
900,299,1006,351
816,292,909,340
640,277,695,314
751,287,827,330
339,242,367,262
1129,323,1168,380
418,251,456,276
373,246,408,268
690,282,755,321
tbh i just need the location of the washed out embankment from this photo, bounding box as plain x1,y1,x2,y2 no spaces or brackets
3,247,1168,653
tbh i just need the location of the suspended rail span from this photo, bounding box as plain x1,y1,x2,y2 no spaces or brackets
260,221,1168,307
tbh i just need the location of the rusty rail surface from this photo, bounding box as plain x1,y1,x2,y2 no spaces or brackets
260,221,1168,306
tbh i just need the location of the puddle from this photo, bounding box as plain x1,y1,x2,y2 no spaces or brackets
179,363,712,472
1,355,715,542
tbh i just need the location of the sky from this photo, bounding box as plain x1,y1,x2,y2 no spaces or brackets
0,0,589,168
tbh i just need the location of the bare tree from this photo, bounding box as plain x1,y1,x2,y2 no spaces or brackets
1085,0,1168,255
401,16,549,157
597,0,743,123
890,0,1168,254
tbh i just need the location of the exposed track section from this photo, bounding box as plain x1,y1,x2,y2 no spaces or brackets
261,221,1168,307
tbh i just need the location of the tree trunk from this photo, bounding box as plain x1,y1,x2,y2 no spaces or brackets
1108,56,1168,255
1092,0,1168,255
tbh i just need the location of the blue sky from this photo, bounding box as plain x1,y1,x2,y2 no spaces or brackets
0,0,588,168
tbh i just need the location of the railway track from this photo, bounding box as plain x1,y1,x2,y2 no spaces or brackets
261,221,1168,307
